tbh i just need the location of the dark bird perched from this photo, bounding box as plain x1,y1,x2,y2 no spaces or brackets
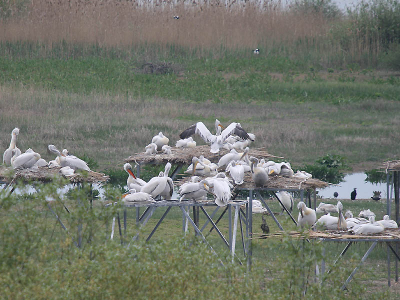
261,215,270,234
333,192,338,199
179,121,253,153
351,188,357,200
253,48,260,54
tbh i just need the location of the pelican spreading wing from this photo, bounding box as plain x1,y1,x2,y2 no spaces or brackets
179,121,252,153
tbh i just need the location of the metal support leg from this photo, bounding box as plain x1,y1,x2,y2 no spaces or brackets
128,207,155,247
313,190,317,211
117,212,123,245
228,205,232,248
388,244,391,287
231,205,239,263
341,241,377,290
199,207,220,233
205,206,228,237
271,191,297,226
387,172,391,216
170,164,183,180
257,191,284,230
146,207,172,242
248,190,253,270
199,207,229,247
124,208,127,237
327,241,353,275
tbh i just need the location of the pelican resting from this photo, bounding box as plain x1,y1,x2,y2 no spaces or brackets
277,191,294,213
350,216,384,235
3,127,21,166
345,210,370,229
185,156,217,177
250,157,268,187
48,145,90,171
226,161,245,185
377,215,398,229
162,145,172,155
316,202,339,214
60,166,75,176
179,120,252,153
141,163,174,200
152,132,169,151
358,209,376,219
145,143,158,155
25,148,47,167
218,148,247,169
123,189,155,203
297,201,316,228
124,163,146,192
179,179,210,201
176,137,196,148
252,199,267,214
11,151,41,169
293,170,312,179
315,201,347,230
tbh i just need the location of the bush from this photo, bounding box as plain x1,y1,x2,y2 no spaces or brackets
301,154,347,184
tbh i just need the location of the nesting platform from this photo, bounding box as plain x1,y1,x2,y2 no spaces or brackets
0,165,109,184
125,145,280,165
383,160,400,172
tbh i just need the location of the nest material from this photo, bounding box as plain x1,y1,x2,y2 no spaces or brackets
125,145,280,166
0,165,109,184
383,160,400,172
254,228,400,240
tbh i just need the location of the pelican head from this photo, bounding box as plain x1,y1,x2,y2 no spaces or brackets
297,201,305,218
48,144,61,156
124,163,137,179
12,128,20,136
345,210,353,219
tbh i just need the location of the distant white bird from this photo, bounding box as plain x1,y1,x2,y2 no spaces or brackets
315,201,347,230
124,163,146,192
3,128,21,166
297,201,317,228
152,132,169,151
293,170,313,179
179,179,210,201
377,215,398,229
175,137,196,148
48,145,90,171
11,152,41,169
179,120,253,153
277,191,294,213
145,143,158,155
123,189,155,203
358,209,376,219
351,216,384,235
226,161,245,185
250,157,268,187
162,145,172,155
141,163,174,200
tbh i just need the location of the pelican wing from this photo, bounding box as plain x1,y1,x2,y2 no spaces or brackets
141,177,167,198
220,123,251,142
179,122,214,143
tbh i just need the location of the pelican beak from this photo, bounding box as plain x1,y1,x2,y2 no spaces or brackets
127,169,137,179
300,210,304,218
239,152,246,160
122,193,128,198
192,161,198,176
204,183,209,191
269,169,275,175
218,124,225,129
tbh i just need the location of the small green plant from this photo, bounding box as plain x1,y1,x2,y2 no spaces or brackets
301,154,347,184
327,68,334,73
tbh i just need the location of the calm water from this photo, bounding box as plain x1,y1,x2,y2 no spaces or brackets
317,172,388,200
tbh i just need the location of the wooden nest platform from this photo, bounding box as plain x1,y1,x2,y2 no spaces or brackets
254,229,400,241
125,145,281,166
0,166,109,184
382,160,400,172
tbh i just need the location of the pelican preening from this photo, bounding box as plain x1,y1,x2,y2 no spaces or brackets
179,120,253,153
252,199,267,214
204,173,232,206
151,132,169,151
377,215,398,229
140,162,174,200
48,145,90,171
297,201,317,228
3,128,21,166
124,163,146,192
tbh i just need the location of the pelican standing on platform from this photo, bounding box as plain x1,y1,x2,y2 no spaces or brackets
3,128,21,166
250,157,268,187
297,201,317,228
179,120,253,153
179,179,210,201
204,173,232,206
124,163,146,192
226,160,245,185
48,145,90,171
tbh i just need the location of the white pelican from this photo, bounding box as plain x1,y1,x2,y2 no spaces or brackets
377,215,398,229
358,209,376,219
124,163,146,192
48,145,90,171
25,148,48,167
297,201,317,228
293,170,312,179
315,201,347,230
226,133,256,151
344,210,370,229
250,157,268,187
185,156,217,177
277,191,294,213
60,166,75,176
141,163,174,200
11,152,41,169
162,145,172,155
175,137,196,148
205,173,232,206
145,143,158,155
3,128,21,166
123,189,155,203
179,121,253,153
179,179,210,201
218,148,243,169
226,161,244,185
316,202,339,214
268,162,293,177
152,132,169,151
351,216,384,235
252,199,267,214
